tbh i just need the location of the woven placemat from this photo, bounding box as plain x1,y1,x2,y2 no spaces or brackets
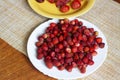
0,0,120,80
1,0,119,56
0,0,48,55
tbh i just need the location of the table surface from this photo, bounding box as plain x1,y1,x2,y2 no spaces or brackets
0,0,120,80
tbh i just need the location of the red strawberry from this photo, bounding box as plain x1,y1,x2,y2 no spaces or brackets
37,53,44,59
86,53,92,60
60,5,70,13
58,65,65,71
37,48,42,54
78,45,83,51
59,35,64,41
50,22,56,27
48,0,55,3
95,37,102,43
58,43,64,49
79,52,84,59
80,65,86,73
71,0,81,9
52,37,59,45
35,42,41,47
66,47,71,53
84,29,90,36
74,53,79,60
66,65,73,72
65,57,73,63
78,33,82,40
56,0,65,8
44,59,53,69
82,57,88,64
36,0,44,3
99,43,105,48
59,58,64,64
72,46,78,53
88,60,94,65
89,28,94,33
88,36,94,43
53,30,58,36
91,51,97,56
83,46,89,52
50,51,55,57
79,21,83,26
72,61,77,67
66,53,73,58
53,59,61,67
77,60,84,66
70,20,76,25
61,52,65,58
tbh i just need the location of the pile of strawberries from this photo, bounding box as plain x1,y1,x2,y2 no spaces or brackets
36,0,81,13
35,19,105,73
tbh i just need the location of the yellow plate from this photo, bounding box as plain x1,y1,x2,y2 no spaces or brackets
28,0,95,19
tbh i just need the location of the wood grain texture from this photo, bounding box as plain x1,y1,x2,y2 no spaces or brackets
0,38,56,80
114,0,120,3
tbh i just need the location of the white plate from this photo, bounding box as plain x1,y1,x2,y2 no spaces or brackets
27,18,108,79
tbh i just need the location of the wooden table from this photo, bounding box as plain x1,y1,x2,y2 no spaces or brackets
0,0,120,80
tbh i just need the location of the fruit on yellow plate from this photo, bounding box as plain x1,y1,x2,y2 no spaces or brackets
28,0,95,18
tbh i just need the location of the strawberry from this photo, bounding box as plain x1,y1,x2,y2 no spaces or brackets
58,43,64,49
79,52,84,59
77,60,84,66
84,29,90,36
65,57,73,63
36,0,44,3
50,22,56,27
72,46,78,53
66,65,73,72
48,0,55,3
91,51,97,56
65,53,73,58
35,42,42,47
88,60,94,65
80,65,86,73
44,59,53,69
71,0,81,9
52,37,59,45
95,37,102,43
65,47,71,53
99,43,105,48
83,46,89,52
59,35,64,41
72,61,77,67
53,59,61,67
58,65,65,71
82,57,88,64
74,53,79,60
60,5,70,13
37,53,44,59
